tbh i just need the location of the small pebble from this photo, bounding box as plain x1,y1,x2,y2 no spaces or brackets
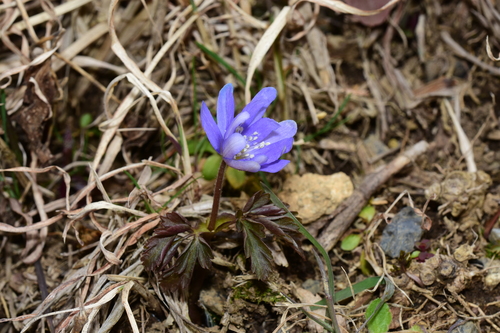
449,321,479,333
380,207,424,258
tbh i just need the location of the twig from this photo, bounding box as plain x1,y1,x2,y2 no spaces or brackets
317,140,430,252
441,31,500,76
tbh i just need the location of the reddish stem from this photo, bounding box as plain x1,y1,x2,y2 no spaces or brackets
208,160,227,231
484,208,500,240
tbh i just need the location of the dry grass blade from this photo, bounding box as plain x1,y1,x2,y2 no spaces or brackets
0,214,63,233
245,6,290,103
121,281,140,333
11,0,92,31
52,22,109,71
295,0,401,16
64,201,149,220
442,99,476,172
1,0,498,331
107,0,197,176
20,281,128,333
0,166,71,209
0,48,57,88
486,35,500,61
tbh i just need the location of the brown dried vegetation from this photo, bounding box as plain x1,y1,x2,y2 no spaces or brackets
1,0,500,332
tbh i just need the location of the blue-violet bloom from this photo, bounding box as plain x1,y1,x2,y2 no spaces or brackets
200,83,297,173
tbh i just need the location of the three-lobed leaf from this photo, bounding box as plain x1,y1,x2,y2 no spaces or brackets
160,235,214,291
236,218,273,280
236,191,304,278
142,212,215,291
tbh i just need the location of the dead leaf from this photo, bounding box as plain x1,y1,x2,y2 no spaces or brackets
13,60,57,164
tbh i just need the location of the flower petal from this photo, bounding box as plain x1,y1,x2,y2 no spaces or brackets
225,111,250,138
253,154,268,164
260,159,290,173
242,118,280,141
241,87,277,126
225,159,261,172
200,102,222,152
221,133,246,159
264,120,297,144
252,137,294,164
217,83,235,136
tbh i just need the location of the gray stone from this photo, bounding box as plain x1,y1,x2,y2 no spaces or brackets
449,321,479,333
380,206,424,258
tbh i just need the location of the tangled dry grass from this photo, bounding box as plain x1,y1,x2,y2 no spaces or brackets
2,0,500,332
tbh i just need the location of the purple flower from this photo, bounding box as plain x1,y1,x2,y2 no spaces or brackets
200,83,296,173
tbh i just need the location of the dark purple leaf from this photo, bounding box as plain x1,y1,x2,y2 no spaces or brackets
250,205,284,216
416,252,434,263
243,191,271,213
141,235,183,273
160,212,190,226
159,235,214,291
154,224,192,237
237,219,273,280
415,239,431,251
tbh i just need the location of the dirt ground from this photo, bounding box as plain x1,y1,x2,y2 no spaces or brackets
1,0,500,332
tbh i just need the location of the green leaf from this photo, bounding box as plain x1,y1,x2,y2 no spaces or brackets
359,205,376,222
79,113,93,128
202,154,222,180
312,276,382,309
341,234,362,251
237,219,273,280
226,167,247,189
365,298,392,333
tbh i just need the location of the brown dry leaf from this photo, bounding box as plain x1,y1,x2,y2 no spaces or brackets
12,60,58,164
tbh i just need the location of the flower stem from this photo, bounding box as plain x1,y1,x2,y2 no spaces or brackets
208,160,227,231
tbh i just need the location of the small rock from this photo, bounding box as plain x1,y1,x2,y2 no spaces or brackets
488,228,500,243
199,288,226,316
484,259,500,289
380,207,424,258
302,279,322,295
453,244,476,262
449,321,479,333
279,173,353,224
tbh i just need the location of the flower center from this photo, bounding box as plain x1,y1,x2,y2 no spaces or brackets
234,131,271,160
